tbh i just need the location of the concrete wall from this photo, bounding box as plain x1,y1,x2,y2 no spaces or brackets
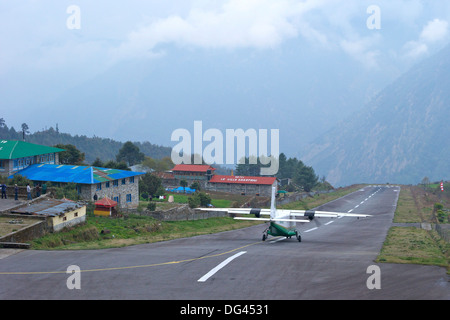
0,214,48,244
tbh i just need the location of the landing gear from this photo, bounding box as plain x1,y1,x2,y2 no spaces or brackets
296,231,302,242
262,228,269,241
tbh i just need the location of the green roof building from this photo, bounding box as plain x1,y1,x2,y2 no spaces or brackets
0,140,64,177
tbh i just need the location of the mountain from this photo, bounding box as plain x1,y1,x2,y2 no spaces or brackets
301,43,450,186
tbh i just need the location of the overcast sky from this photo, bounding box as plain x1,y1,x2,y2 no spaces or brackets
1,0,450,158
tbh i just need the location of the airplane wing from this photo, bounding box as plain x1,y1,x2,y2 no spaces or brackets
197,207,371,221
289,209,372,219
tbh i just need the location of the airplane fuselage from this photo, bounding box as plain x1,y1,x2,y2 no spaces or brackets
268,221,298,238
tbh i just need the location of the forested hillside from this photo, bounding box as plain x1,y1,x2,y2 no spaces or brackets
0,121,171,164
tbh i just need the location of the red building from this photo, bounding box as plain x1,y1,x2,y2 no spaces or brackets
171,164,215,182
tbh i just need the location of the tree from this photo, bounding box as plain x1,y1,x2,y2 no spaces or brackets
21,123,29,141
139,173,163,197
293,163,318,192
421,176,430,189
180,179,188,192
141,156,174,172
54,144,85,165
188,192,211,208
116,141,145,166
103,160,130,171
235,156,264,176
91,157,104,167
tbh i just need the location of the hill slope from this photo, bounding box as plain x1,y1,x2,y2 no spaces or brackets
301,44,450,186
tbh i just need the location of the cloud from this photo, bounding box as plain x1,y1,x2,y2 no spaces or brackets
109,0,327,62
340,35,382,69
420,18,449,43
403,18,449,59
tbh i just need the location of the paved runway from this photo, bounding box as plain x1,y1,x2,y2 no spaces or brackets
0,186,448,301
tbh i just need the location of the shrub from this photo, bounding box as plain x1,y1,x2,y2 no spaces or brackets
147,202,156,211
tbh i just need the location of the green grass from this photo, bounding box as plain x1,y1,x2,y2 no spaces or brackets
377,185,449,272
376,227,449,268
29,213,260,250
279,185,364,210
394,187,421,223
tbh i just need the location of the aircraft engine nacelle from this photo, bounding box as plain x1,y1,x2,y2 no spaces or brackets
250,208,262,218
304,210,315,221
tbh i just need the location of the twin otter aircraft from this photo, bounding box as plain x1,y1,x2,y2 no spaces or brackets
200,187,371,242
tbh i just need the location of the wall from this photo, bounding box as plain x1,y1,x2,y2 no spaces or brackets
134,204,229,221
204,181,275,196
0,214,48,244
80,178,140,209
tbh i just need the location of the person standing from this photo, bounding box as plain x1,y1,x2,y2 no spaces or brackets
14,184,19,201
27,184,32,200
1,183,6,199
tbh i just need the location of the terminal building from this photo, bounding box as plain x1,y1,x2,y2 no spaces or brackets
164,164,278,196
205,175,277,197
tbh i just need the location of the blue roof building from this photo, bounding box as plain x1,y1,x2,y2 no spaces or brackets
11,164,145,209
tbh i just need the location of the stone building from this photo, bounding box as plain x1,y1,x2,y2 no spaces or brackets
9,164,145,209
171,164,215,187
205,175,278,196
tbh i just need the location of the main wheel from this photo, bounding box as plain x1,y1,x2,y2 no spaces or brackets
262,234,266,241
296,231,301,242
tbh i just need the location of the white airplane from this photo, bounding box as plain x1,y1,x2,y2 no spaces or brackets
199,187,371,242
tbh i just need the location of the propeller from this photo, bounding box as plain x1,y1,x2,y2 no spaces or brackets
304,210,322,227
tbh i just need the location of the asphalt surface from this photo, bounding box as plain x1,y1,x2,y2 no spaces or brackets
0,186,448,301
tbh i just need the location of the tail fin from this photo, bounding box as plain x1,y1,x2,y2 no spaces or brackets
270,186,276,219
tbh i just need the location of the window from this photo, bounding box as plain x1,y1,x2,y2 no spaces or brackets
129,176,134,183
106,181,110,188
96,183,102,191
113,196,119,203
126,194,132,203
113,180,118,187
121,178,126,185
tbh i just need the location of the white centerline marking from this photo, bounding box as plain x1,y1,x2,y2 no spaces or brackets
198,251,246,282
304,227,318,233
269,237,287,243
325,221,334,225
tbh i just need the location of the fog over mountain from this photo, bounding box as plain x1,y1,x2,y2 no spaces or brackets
302,43,450,186
1,1,450,185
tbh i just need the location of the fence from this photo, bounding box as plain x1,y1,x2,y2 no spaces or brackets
434,224,450,243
